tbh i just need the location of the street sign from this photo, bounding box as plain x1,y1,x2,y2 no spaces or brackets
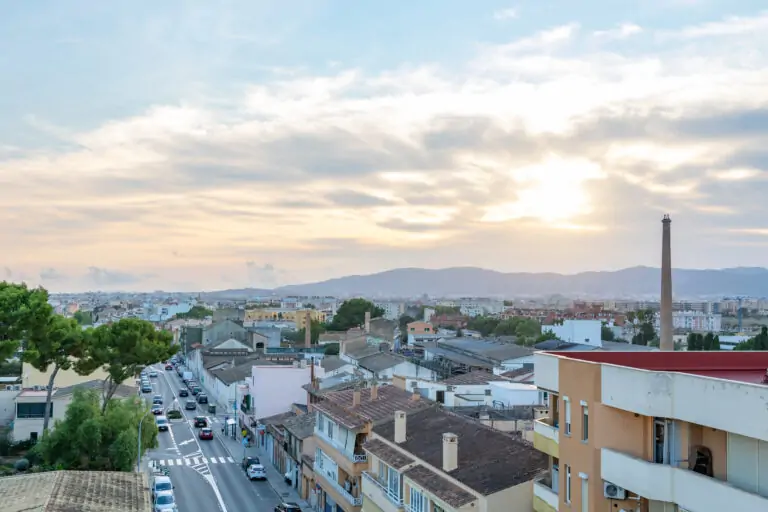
242,438,248,447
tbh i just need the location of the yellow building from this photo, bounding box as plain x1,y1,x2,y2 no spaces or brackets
21,362,135,390
244,308,326,329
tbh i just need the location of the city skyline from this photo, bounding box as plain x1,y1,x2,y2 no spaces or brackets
3,1,768,292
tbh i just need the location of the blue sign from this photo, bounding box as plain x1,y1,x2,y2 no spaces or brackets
242,438,248,447
233,402,237,411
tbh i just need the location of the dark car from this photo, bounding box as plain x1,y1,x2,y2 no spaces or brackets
191,386,202,396
198,427,213,440
185,399,197,410
193,416,207,428
242,456,261,471
151,404,163,415
164,364,173,370
142,385,153,393
152,395,163,405
179,389,189,397
275,503,301,512
197,393,208,404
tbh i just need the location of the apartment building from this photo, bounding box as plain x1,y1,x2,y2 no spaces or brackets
311,384,436,512
532,350,768,512
362,407,547,512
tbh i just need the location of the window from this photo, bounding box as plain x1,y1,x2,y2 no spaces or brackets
409,488,428,512
387,466,399,498
484,389,491,396
581,404,589,442
433,505,446,512
565,464,571,503
30,432,38,443
16,402,53,419
327,420,334,440
318,414,325,431
564,398,571,436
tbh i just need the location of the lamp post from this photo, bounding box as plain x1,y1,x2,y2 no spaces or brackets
136,410,152,473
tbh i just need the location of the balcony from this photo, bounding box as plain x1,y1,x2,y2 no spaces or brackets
361,471,404,512
533,475,558,512
314,464,363,507
315,427,368,466
533,418,559,458
601,448,768,512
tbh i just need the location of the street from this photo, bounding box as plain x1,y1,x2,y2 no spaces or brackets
144,364,282,512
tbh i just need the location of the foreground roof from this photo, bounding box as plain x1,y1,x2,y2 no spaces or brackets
545,350,768,384
314,385,435,429
2,470,150,512
374,408,547,503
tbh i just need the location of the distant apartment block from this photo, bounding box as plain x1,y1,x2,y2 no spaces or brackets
532,350,768,512
652,311,722,333
374,301,405,321
544,320,602,347
244,308,326,329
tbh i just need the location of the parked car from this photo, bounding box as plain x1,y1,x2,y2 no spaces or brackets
193,416,207,428
164,364,173,370
151,404,163,415
153,491,178,511
196,393,208,404
198,427,213,440
151,475,174,498
247,464,266,481
185,399,197,410
275,503,301,512
142,384,153,393
242,456,261,471
149,370,158,378
178,389,189,397
156,416,169,432
152,395,163,405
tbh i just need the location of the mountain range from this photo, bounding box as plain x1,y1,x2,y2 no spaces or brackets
203,266,768,299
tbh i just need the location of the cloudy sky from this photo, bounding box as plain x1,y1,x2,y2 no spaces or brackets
2,1,768,292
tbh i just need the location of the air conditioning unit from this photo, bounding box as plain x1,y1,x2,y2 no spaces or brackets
604,482,627,500
446,385,456,392
410,381,418,388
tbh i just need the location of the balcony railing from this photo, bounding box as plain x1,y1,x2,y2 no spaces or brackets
533,475,559,510
314,465,363,506
315,427,368,464
362,471,403,507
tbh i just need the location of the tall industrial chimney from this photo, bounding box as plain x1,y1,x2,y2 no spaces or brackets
304,310,312,348
660,215,674,351
364,311,371,333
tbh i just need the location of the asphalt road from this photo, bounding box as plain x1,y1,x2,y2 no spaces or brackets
143,364,281,512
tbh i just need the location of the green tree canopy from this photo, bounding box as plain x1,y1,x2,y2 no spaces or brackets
0,282,53,360
327,299,384,331
601,324,615,341
24,315,87,432
324,342,340,355
175,305,213,320
76,318,175,411
73,311,93,325
734,326,768,350
33,388,157,471
434,305,461,315
632,321,657,346
466,316,500,337
283,319,326,345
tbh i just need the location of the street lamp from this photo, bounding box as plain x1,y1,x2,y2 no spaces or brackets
136,410,153,473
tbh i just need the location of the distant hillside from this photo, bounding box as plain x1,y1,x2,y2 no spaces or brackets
256,266,768,298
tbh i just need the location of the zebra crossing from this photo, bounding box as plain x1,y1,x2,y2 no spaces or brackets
154,456,235,466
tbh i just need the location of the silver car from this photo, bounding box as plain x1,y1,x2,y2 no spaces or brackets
153,491,177,511
150,475,173,498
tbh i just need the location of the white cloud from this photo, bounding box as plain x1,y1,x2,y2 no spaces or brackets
493,8,518,21
4,11,768,289
593,23,643,40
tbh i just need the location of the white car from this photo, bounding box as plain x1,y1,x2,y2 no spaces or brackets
247,463,267,481
150,475,173,498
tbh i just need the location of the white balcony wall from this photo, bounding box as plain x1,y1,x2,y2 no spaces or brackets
602,448,768,512
533,478,559,510
601,365,768,442
533,353,559,393
534,418,558,442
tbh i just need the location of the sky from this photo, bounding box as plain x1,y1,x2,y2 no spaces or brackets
2,0,768,292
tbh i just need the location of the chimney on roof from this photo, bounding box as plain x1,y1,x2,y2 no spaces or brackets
364,311,371,333
394,410,406,443
660,215,674,352
410,391,420,401
352,389,361,407
370,379,378,401
442,433,458,472
305,310,312,348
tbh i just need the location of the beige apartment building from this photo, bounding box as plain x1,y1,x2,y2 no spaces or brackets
362,406,547,512
311,383,436,512
532,350,768,512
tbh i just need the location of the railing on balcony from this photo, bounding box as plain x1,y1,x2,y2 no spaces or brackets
362,471,403,507
315,427,368,464
314,465,363,506
534,474,559,510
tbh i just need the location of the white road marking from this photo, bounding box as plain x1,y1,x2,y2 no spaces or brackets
192,457,200,465
210,457,218,464
166,459,174,466
185,458,192,466
203,474,229,512
202,457,208,463
178,438,195,447
219,457,227,464
176,458,183,465
226,457,234,463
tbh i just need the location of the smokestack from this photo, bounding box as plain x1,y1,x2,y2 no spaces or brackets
442,433,458,472
304,310,312,348
370,383,378,401
364,311,371,333
352,389,361,407
394,411,406,443
660,215,674,352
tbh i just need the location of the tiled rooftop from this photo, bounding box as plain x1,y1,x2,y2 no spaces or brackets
439,371,510,386
363,438,415,470
314,385,436,429
404,465,476,508
2,470,150,512
548,350,768,384
283,412,317,439
374,408,548,498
